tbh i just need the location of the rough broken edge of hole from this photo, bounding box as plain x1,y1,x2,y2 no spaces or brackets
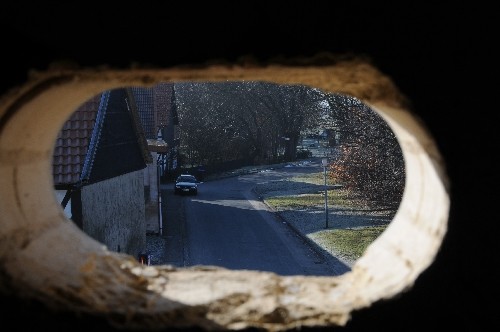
0,61,450,331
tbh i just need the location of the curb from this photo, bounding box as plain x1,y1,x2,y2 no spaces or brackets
252,188,334,265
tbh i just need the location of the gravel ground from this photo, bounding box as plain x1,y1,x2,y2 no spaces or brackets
145,234,169,266
146,159,395,268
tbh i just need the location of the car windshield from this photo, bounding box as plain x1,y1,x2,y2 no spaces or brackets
177,176,196,183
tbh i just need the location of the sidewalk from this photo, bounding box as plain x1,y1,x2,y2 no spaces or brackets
145,189,186,266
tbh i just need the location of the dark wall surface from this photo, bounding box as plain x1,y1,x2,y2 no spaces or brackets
0,2,496,331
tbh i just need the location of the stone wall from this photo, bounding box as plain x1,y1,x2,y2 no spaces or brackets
0,62,449,331
81,170,146,257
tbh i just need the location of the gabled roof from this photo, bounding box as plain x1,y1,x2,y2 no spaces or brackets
53,94,99,186
53,88,152,189
132,83,180,153
130,87,156,139
132,82,178,138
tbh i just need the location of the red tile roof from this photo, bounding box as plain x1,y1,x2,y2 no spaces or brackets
52,94,100,186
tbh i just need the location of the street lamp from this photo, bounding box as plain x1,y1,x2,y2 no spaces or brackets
321,158,329,228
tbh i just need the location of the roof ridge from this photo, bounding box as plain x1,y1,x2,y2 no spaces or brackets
80,91,108,182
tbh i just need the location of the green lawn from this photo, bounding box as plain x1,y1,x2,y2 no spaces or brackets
310,226,387,261
264,171,390,263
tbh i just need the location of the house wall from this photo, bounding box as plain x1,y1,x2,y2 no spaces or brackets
144,152,159,203
81,170,146,257
54,190,72,218
144,153,161,234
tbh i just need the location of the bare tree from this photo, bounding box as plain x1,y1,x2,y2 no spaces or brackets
325,94,405,208
174,81,404,209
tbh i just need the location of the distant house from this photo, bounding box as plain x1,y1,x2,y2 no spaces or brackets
131,82,180,235
321,128,339,147
53,88,152,257
132,82,179,181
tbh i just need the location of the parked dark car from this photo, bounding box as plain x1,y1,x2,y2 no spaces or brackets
174,174,199,195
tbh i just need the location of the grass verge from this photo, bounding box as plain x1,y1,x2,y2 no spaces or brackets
309,226,387,261
262,171,391,264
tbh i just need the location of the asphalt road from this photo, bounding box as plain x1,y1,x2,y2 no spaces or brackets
161,167,348,276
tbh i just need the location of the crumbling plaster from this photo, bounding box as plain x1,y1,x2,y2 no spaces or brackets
0,59,449,331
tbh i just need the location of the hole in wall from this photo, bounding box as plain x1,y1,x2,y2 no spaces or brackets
1,62,449,330
52,81,404,276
